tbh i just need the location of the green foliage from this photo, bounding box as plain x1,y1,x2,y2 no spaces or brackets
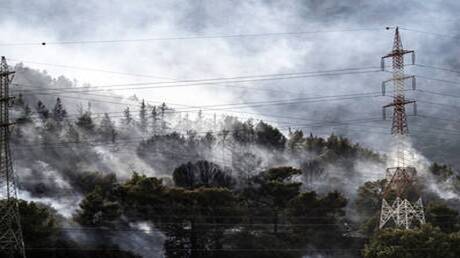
430,162,454,180
354,180,386,234
232,151,262,184
287,191,348,247
114,173,240,258
65,121,80,142
98,113,117,142
76,111,95,132
287,129,304,155
173,160,235,189
300,159,324,182
70,171,118,194
426,202,459,233
120,172,167,219
231,119,255,145
356,180,386,217
255,121,287,150
138,100,147,132
52,97,67,122
200,131,215,149
36,100,50,120
304,133,381,161
363,224,460,258
226,230,300,258
162,187,240,258
137,133,201,174
18,200,59,248
71,165,351,257
75,186,121,226
243,167,302,234
122,107,133,125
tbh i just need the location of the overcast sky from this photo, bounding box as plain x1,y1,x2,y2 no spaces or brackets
2,0,460,164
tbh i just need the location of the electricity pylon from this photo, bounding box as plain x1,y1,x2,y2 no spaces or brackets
0,57,26,257
379,27,425,229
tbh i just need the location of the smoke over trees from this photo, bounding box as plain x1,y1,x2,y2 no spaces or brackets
5,66,460,257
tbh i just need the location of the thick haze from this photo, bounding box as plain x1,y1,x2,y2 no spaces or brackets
2,0,460,166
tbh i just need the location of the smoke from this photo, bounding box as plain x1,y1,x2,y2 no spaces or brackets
111,221,166,258
4,1,460,256
18,190,81,218
2,0,460,168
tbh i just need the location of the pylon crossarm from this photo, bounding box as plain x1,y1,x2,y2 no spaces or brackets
382,49,414,59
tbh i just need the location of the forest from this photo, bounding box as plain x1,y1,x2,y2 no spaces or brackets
4,66,460,258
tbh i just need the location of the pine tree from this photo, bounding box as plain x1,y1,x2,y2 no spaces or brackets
139,100,147,132
150,106,159,134
36,100,50,120
160,102,168,133
76,111,95,132
195,109,203,132
183,112,191,131
65,121,80,142
123,107,133,126
52,97,67,122
98,113,117,143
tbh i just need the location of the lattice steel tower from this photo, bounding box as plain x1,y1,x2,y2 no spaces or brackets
379,28,425,229
0,57,26,257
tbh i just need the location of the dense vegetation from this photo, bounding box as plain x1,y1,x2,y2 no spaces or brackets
6,88,460,257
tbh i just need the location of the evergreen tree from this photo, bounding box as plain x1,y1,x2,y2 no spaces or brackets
75,186,120,226
255,121,286,150
122,107,133,126
243,167,302,234
195,109,203,132
159,102,170,133
173,160,235,189
98,113,117,143
76,111,95,132
150,106,160,134
364,224,460,258
65,121,80,142
182,112,192,132
36,100,50,120
200,131,216,152
52,97,67,122
232,119,255,145
139,100,147,132
287,129,305,154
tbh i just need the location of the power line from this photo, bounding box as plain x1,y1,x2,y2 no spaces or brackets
0,27,384,46
12,68,381,94
17,90,388,121
416,75,460,88
15,90,386,119
400,27,460,39
7,58,175,81
417,100,460,110
415,63,460,75
418,89,460,99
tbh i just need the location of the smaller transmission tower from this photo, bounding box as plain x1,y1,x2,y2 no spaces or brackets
0,57,26,257
379,28,425,229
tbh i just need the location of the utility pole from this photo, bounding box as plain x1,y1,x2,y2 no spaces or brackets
379,28,425,229
0,57,26,257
